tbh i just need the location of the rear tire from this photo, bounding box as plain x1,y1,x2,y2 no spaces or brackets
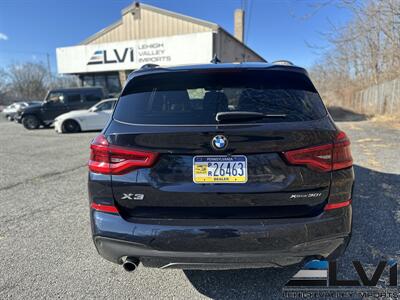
22,115,40,129
62,119,81,133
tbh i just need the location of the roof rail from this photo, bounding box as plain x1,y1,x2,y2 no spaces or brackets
140,63,160,70
271,60,294,66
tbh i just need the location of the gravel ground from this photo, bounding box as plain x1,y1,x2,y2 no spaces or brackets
0,117,399,299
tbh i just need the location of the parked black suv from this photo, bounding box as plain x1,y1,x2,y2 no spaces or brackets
20,87,105,129
88,63,354,271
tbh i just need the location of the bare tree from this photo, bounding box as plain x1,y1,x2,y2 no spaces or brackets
308,0,400,111
50,75,79,89
0,62,80,105
0,68,10,105
6,62,48,100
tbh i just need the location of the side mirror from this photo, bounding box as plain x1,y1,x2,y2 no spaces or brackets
91,107,100,112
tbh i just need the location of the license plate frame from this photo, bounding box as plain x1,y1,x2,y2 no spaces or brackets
193,155,248,184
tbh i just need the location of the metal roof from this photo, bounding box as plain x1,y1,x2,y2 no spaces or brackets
122,3,219,29
81,2,218,45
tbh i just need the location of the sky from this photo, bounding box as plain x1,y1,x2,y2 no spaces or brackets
0,0,352,73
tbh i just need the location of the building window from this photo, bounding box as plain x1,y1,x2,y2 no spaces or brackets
82,76,94,87
107,75,121,94
94,76,106,89
80,73,121,96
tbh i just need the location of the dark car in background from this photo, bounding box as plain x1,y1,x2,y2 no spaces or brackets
19,87,105,129
88,62,354,271
13,101,43,123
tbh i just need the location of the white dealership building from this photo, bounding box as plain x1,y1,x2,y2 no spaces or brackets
56,2,265,95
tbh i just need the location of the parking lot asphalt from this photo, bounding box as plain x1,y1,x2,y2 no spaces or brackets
0,117,399,299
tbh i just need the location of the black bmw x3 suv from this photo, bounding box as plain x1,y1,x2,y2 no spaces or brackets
88,62,354,271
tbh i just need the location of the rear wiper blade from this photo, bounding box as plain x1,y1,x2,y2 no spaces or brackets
216,111,287,123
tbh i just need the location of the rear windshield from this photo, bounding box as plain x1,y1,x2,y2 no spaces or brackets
114,70,327,125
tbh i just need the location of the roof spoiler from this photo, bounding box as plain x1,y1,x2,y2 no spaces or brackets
271,60,294,66
140,64,160,70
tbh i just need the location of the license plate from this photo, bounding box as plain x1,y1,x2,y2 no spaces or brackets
193,155,247,184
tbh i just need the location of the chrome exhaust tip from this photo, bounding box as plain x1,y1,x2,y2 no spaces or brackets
122,257,140,272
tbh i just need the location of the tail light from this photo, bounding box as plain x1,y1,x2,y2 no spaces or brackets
283,131,353,172
331,131,353,170
88,134,159,175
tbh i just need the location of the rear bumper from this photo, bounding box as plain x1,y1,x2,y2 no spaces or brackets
91,206,352,269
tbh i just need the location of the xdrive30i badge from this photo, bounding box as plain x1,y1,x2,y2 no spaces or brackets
211,135,228,150
290,193,322,199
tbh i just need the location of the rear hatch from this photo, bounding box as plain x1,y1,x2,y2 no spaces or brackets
103,68,337,220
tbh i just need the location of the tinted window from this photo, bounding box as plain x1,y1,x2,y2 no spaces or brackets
114,70,327,125
85,90,102,102
96,101,115,111
67,93,81,103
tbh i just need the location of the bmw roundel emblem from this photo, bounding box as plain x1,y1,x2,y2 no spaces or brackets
211,135,228,150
